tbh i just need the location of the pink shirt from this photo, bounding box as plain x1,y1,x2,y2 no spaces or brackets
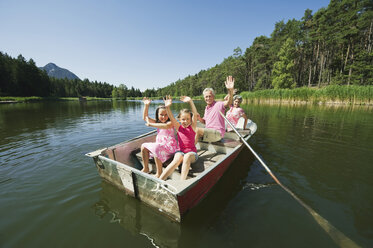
226,106,245,131
178,125,197,153
203,101,226,138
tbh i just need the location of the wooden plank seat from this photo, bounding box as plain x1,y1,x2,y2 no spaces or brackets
134,148,226,180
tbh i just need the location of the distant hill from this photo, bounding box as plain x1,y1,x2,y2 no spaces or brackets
40,63,80,80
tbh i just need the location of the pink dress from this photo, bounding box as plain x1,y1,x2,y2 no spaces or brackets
142,128,178,163
226,106,245,131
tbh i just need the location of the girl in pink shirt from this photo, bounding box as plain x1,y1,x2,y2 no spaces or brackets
226,95,248,131
159,95,199,180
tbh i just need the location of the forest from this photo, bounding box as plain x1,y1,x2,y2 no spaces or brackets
1,0,372,100
0,53,142,99
144,0,373,97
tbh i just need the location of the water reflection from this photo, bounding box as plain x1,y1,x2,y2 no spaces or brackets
93,181,181,248
112,100,143,112
0,101,110,141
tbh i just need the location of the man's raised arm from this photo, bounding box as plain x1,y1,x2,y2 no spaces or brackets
223,76,235,108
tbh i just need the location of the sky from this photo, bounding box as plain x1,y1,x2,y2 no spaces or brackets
1,0,330,91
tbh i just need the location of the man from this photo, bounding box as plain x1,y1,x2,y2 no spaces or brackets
196,76,235,142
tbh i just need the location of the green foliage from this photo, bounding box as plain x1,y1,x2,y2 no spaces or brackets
272,38,297,89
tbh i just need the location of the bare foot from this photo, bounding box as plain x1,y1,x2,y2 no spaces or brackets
141,168,150,174
154,173,161,178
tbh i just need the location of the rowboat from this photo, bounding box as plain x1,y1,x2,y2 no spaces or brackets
86,119,257,222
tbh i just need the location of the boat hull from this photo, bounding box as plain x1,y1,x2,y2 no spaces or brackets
177,144,243,217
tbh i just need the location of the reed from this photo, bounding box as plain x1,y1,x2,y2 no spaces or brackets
240,85,372,105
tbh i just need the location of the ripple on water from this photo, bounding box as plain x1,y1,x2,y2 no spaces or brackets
242,182,276,191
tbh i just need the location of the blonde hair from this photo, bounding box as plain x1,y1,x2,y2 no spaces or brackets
177,108,193,119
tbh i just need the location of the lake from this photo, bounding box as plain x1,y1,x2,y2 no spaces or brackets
0,100,372,247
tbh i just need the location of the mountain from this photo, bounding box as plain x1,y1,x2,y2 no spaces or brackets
40,63,80,80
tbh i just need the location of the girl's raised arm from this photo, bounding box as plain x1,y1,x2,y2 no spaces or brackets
163,95,180,129
142,97,156,123
180,96,198,130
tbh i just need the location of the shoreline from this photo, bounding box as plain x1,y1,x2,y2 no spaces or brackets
1,97,372,107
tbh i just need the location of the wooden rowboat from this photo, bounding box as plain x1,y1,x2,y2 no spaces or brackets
86,119,257,222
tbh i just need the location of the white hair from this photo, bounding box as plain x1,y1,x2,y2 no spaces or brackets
233,95,243,103
203,88,215,96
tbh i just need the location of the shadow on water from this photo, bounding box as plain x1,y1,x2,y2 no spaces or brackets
92,150,257,248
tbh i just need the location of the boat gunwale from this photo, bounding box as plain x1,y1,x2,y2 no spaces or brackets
85,130,157,158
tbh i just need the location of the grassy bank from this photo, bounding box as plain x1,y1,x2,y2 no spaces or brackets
2,86,372,105
239,85,373,105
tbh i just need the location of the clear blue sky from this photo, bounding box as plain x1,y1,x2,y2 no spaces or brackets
1,0,330,91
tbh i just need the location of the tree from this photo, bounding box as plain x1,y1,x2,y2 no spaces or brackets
117,84,128,99
272,38,297,89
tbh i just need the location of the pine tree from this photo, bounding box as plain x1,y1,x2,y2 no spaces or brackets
272,38,297,89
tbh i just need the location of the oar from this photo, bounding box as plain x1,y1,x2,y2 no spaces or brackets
219,111,359,248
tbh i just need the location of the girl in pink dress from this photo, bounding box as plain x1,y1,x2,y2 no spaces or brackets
160,95,199,181
141,97,178,178
226,95,248,131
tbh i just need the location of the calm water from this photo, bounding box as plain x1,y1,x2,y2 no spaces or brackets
0,100,372,248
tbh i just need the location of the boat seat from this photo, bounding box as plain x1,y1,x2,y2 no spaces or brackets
135,151,174,168
222,129,251,141
134,148,226,180
186,149,226,177
198,138,241,148
165,150,227,190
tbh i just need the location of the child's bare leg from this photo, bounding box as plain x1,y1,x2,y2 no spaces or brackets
180,153,196,180
154,157,163,178
141,145,150,173
195,128,204,144
159,153,183,180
